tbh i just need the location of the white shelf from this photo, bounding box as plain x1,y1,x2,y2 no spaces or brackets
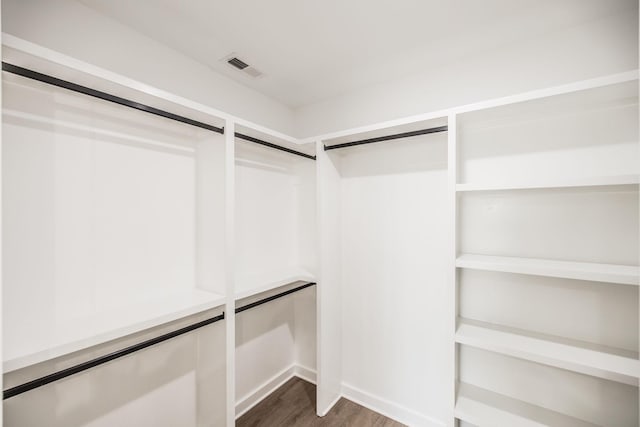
456,319,640,386
456,174,639,192
234,272,315,301
4,289,226,373
456,254,639,286
455,382,599,427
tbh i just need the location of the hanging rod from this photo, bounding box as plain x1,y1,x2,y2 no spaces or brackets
235,282,316,314
3,312,225,400
2,62,225,134
235,132,316,160
324,125,448,151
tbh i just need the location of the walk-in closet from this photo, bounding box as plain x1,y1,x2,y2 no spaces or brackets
1,1,638,426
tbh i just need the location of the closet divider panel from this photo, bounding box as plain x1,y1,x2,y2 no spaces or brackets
316,140,342,415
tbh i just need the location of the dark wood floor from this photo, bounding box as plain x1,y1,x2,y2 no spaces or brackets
237,377,406,426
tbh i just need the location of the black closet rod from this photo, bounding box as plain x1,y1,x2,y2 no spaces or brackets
235,282,316,314
3,312,225,400
324,125,448,151
235,132,316,160
2,62,225,134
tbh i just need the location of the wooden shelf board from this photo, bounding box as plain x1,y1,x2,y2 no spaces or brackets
456,254,639,286
456,318,639,386
455,382,600,427
4,289,226,373
456,175,639,192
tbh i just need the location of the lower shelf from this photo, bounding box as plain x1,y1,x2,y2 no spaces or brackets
455,382,599,427
455,318,639,386
4,288,226,373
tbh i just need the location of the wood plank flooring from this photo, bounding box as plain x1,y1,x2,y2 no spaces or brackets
237,377,406,426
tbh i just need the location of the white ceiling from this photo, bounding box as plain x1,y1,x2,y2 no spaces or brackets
79,0,635,109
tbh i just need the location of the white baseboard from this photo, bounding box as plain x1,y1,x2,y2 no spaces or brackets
294,364,317,384
235,366,444,427
235,365,296,419
341,382,446,427
317,391,342,417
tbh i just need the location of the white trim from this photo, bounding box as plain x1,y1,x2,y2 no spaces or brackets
318,392,342,417
455,69,638,115
341,382,446,427
234,365,318,420
298,70,638,144
224,118,237,427
235,365,297,419
295,364,317,384
446,112,458,427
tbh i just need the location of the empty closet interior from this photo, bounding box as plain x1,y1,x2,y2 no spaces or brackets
233,129,317,418
1,2,639,427
317,119,450,424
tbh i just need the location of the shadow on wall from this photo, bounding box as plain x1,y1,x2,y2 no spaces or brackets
330,134,448,178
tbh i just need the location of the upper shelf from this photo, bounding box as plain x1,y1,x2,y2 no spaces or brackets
456,319,639,386
456,175,639,193
3,289,226,373
455,382,600,427
456,254,639,286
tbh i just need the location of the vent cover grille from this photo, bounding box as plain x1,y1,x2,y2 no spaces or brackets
221,53,264,79
227,57,249,70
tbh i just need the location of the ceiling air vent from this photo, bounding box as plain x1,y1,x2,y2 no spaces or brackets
222,53,264,79
227,57,249,70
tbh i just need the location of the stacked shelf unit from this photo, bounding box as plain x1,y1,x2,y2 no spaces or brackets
452,74,640,426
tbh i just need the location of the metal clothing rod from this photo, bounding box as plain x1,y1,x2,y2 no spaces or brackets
324,125,448,151
3,312,225,400
235,132,316,160
235,282,316,314
2,62,225,134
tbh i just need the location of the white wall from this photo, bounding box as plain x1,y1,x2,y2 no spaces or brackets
234,141,316,291
295,8,639,137
331,133,449,425
1,0,296,136
2,74,214,359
